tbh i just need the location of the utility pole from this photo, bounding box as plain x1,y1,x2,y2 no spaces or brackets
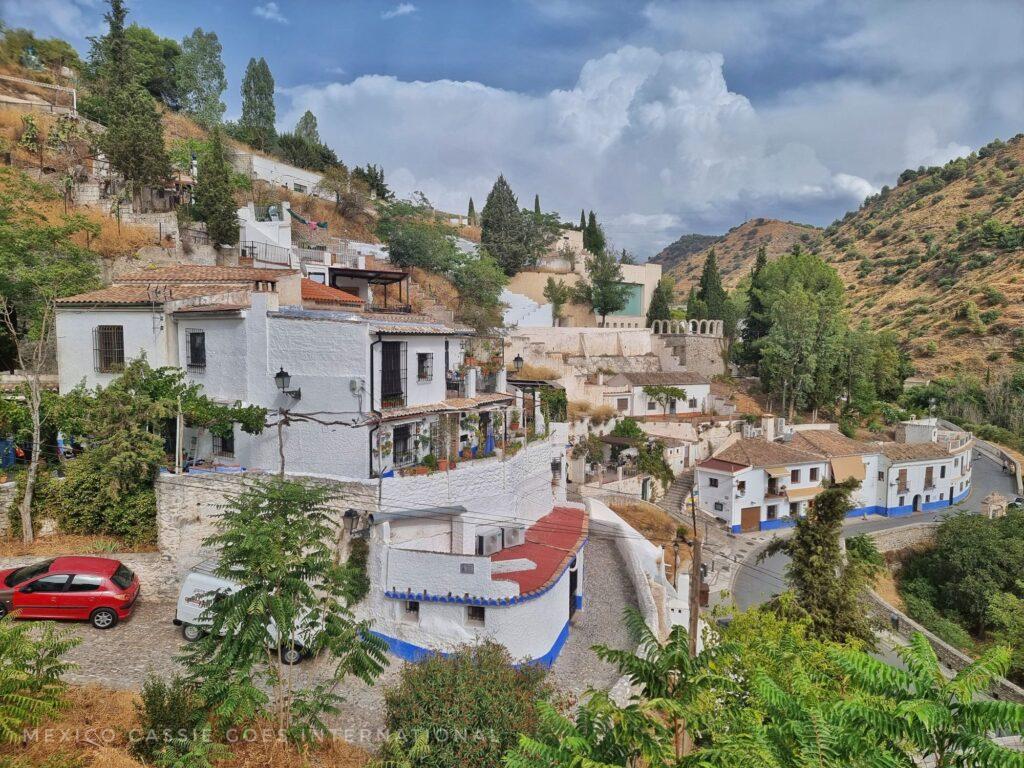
687,485,702,658
174,396,184,474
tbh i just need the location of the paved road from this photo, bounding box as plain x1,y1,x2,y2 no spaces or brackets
732,450,1017,610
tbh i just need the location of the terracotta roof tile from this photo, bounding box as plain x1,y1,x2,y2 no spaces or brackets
379,392,514,421
117,266,297,283
56,284,232,305
715,438,823,468
788,429,873,457
879,442,954,462
300,278,363,306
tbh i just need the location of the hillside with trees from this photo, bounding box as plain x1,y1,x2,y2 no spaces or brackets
816,134,1024,375
648,232,719,272
661,218,821,293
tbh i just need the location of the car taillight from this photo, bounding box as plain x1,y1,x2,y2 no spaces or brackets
113,592,131,601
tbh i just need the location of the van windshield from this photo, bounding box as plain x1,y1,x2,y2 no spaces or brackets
5,559,55,587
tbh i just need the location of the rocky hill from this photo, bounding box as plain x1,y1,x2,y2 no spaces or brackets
649,232,719,271
815,134,1024,376
663,218,821,293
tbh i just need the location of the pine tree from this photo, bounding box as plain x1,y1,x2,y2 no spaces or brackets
194,127,239,247
533,194,540,215
467,197,476,226
239,57,276,151
294,110,319,143
481,174,531,275
573,248,630,325
646,277,673,327
696,248,727,319
176,27,227,127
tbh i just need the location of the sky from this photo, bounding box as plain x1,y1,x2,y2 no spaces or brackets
3,0,1022,257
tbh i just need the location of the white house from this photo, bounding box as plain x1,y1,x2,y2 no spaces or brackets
55,265,587,665
695,419,973,533
602,371,711,418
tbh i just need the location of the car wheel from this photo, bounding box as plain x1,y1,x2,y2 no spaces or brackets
90,608,118,629
182,623,203,642
280,645,303,665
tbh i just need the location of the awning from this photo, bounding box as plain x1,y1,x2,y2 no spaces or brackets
786,485,823,502
765,465,789,478
830,456,866,482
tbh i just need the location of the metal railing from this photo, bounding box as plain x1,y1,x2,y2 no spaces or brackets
239,240,293,267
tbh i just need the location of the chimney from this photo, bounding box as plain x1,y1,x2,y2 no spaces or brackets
761,414,776,442
597,371,605,386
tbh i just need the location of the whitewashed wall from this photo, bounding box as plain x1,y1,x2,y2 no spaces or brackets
55,307,168,392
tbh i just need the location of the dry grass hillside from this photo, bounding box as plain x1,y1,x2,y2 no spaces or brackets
665,218,821,294
814,134,1024,376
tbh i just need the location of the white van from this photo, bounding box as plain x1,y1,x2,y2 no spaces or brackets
172,567,309,665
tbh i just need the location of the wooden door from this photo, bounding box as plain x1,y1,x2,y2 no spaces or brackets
740,506,761,533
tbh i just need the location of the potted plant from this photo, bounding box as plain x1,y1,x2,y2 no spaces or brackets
509,408,521,431
422,453,439,473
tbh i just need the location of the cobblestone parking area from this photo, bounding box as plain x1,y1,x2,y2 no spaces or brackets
45,534,635,749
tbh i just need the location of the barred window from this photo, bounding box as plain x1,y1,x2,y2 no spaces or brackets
186,330,206,373
93,325,124,373
212,430,234,457
417,352,433,381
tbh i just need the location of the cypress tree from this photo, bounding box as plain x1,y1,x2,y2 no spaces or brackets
96,0,171,209
240,57,276,151
742,245,770,355
481,174,530,275
533,194,541,215
467,197,476,226
696,248,727,319
646,277,673,327
584,210,605,254
579,209,586,231
194,127,239,247
294,110,319,144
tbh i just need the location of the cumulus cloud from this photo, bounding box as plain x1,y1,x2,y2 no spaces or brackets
381,3,417,20
253,2,288,24
0,0,101,41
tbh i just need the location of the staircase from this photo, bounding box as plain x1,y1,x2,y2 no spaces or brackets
658,470,695,521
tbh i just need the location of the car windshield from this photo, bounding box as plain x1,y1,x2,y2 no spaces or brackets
111,564,134,590
4,559,55,587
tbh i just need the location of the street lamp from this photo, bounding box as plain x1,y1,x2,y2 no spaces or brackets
274,367,301,399
513,353,524,374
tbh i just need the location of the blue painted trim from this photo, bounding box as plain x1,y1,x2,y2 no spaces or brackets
731,524,742,533
385,536,588,607
371,619,572,668
849,505,884,517
760,517,796,531
574,594,583,610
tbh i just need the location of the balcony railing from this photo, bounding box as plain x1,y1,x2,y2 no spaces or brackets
381,392,406,409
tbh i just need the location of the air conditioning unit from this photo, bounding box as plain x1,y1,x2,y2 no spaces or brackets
502,525,526,548
476,527,503,556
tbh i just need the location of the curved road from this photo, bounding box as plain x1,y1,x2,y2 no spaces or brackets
732,450,1017,610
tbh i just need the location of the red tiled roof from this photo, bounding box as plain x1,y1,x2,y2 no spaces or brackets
698,457,750,472
56,284,232,305
300,278,363,306
491,506,587,595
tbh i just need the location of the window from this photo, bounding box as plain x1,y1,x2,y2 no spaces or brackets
767,504,778,520
925,494,930,503
940,465,947,479
955,457,960,468
616,398,629,412
708,477,719,488
417,352,433,381
924,466,934,488
809,467,819,482
292,182,307,193
24,574,69,593
213,430,235,457
940,492,945,500
897,468,908,493
737,480,746,494
380,341,407,408
899,496,905,507
688,398,697,409
713,501,724,511
404,600,419,622
789,502,800,516
93,325,125,373
647,400,657,410
111,565,134,590
790,468,800,483
67,574,103,592
467,605,485,626
878,471,884,481
309,273,326,284
186,329,206,373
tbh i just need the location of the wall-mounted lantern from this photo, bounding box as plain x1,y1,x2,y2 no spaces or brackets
274,367,301,399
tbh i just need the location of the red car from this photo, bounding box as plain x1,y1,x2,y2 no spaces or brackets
0,556,140,629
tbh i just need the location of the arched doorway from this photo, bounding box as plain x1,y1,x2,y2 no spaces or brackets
912,494,922,512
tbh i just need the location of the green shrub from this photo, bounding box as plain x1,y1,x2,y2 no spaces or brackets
845,534,883,567
345,536,370,604
132,675,207,763
383,641,551,768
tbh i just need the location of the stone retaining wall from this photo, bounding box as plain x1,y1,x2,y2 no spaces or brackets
860,522,1024,703
0,482,15,537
